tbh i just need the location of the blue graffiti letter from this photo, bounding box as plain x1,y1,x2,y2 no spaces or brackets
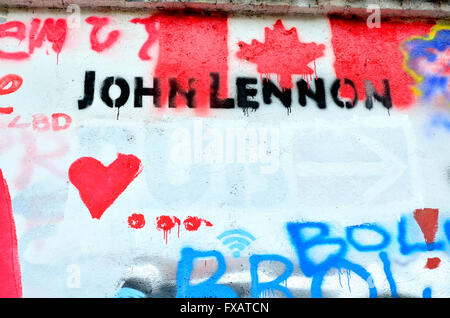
346,223,391,252
176,247,238,298
250,254,294,298
287,222,347,277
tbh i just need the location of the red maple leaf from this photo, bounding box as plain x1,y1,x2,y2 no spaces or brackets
237,20,326,89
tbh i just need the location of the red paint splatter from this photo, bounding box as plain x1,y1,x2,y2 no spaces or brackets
29,18,67,62
128,213,146,229
131,12,229,116
237,19,325,89
86,17,120,53
0,169,22,297
156,215,181,244
329,16,435,109
425,257,441,270
0,21,29,60
68,153,143,220
414,208,441,269
183,216,213,231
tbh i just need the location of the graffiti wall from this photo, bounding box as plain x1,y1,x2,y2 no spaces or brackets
0,7,449,298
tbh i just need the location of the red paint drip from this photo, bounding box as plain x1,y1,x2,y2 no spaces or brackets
128,213,145,229
68,153,143,220
0,169,22,297
237,19,325,89
314,59,317,80
156,215,181,244
86,17,120,53
131,12,229,116
183,216,213,231
29,18,67,63
329,16,435,109
413,208,441,269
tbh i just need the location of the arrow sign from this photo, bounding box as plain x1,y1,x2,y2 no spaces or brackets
295,131,406,203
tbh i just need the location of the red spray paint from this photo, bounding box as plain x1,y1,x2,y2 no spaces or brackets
329,16,435,109
425,257,441,270
0,169,22,298
131,12,229,116
68,153,143,220
7,116,30,128
128,213,146,229
85,17,120,53
413,208,441,269
237,19,325,89
0,107,13,114
156,215,181,244
15,131,69,190
0,74,23,115
0,21,29,60
183,216,213,231
28,18,68,63
0,74,23,96
51,113,72,131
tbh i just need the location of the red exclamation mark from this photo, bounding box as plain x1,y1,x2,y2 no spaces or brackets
413,208,441,270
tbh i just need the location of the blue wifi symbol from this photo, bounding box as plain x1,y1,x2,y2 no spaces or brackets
217,229,256,258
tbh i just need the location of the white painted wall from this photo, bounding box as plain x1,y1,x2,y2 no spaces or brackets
0,8,449,298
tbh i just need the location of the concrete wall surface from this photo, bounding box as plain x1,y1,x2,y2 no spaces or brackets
0,5,448,298
0,0,449,18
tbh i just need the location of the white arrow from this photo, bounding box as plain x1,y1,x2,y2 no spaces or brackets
295,132,406,203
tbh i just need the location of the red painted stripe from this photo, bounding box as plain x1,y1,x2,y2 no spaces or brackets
0,169,22,298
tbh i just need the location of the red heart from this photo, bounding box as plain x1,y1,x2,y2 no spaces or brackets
68,153,143,219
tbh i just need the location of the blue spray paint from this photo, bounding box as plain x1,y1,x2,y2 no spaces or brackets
379,251,397,298
176,247,238,298
346,223,391,252
444,220,450,244
310,259,377,298
431,115,450,132
286,222,347,277
398,216,445,255
116,287,146,298
249,254,294,298
423,287,432,298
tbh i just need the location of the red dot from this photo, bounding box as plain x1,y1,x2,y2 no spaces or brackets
128,213,145,229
